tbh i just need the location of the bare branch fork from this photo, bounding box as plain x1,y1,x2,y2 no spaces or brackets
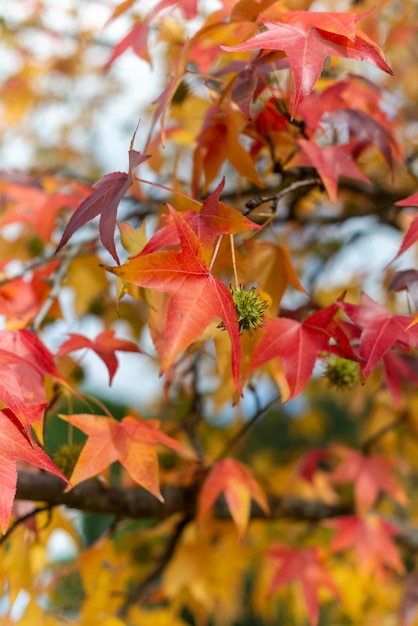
243,177,320,215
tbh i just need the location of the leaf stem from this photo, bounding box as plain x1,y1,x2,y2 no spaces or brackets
209,234,223,273
230,234,239,288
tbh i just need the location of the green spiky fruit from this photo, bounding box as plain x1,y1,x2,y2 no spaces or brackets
53,443,83,479
171,79,190,105
27,236,45,256
325,356,359,390
230,286,269,336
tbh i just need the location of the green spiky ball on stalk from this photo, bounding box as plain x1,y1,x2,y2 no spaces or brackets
229,286,269,336
325,356,360,390
53,443,83,479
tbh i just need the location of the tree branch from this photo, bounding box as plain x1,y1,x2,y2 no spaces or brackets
16,471,197,520
17,471,418,552
15,470,351,525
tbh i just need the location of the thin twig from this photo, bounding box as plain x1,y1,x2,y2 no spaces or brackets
243,178,320,215
213,392,281,462
362,411,408,455
0,251,57,287
117,514,192,618
0,504,54,546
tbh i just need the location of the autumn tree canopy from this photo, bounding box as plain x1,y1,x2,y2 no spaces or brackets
2,0,418,624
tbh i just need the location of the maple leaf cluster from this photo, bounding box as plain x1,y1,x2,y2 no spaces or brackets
2,1,418,625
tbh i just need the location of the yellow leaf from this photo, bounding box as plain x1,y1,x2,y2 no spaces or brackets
241,240,306,313
197,458,269,539
78,537,133,620
163,523,248,622
118,220,148,256
67,255,109,316
129,606,189,626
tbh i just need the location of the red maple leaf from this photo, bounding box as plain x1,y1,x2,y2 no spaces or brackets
59,413,191,501
391,192,418,262
108,207,242,393
297,139,371,202
268,544,340,626
0,408,67,533
338,293,418,380
321,109,401,174
56,149,150,263
216,55,288,119
1,329,61,380
105,0,175,68
0,330,64,436
388,269,418,309
222,10,392,116
327,514,404,578
383,351,418,407
197,458,269,538
56,329,141,385
140,179,261,259
298,75,392,135
0,350,48,437
399,573,418,626
330,445,407,514
247,304,341,401
104,0,198,69
297,448,330,483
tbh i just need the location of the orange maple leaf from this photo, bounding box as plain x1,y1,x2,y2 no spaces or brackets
197,457,269,538
108,207,242,393
140,179,261,261
192,102,263,193
59,413,192,501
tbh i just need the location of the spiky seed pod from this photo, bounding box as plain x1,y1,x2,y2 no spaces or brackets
171,79,190,105
27,236,45,256
325,356,360,390
53,443,83,479
230,286,269,336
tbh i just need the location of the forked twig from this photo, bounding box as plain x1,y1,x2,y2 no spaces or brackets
362,411,408,455
117,513,192,618
0,504,54,546
214,392,281,462
243,177,320,216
